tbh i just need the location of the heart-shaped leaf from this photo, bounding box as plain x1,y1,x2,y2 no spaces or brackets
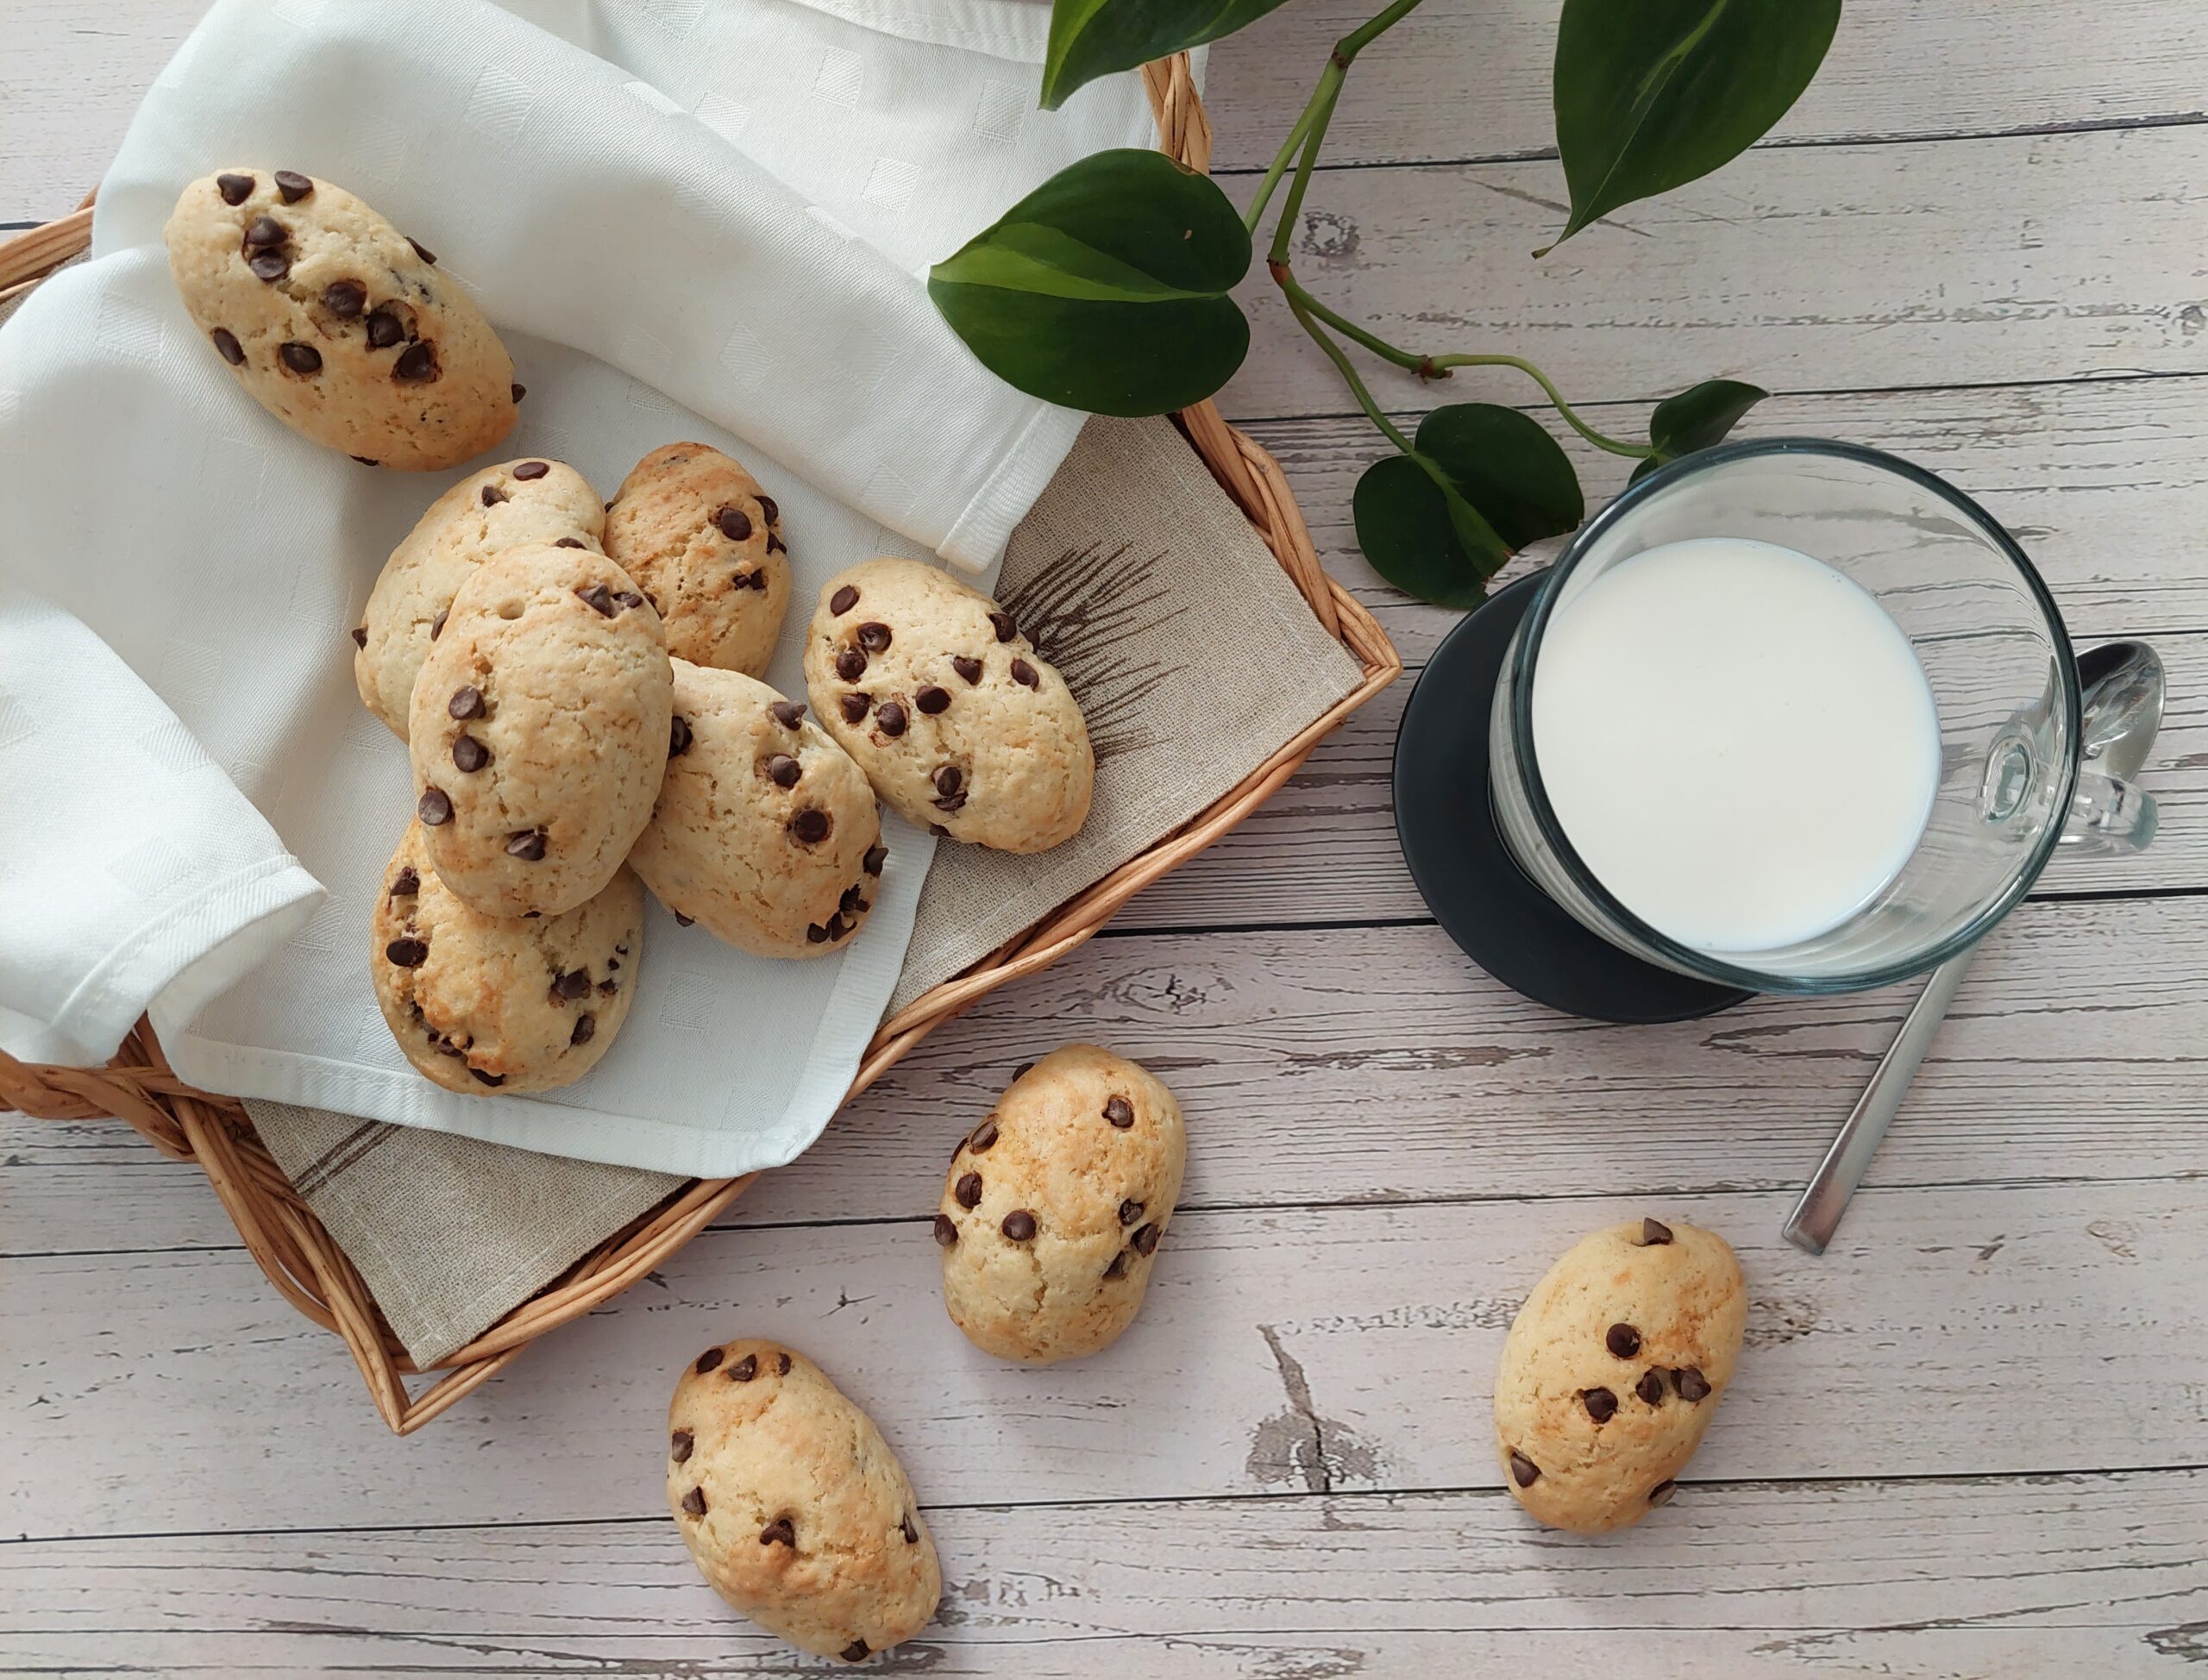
1630,378,1769,481
1547,0,1840,250
1354,404,1584,607
929,148,1251,417
1042,0,1297,110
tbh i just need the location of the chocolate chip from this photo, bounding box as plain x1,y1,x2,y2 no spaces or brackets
512,460,549,480
1132,1221,1161,1257
836,647,868,681
576,583,616,617
469,1067,505,1087
365,310,404,348
511,382,526,403
555,969,591,1000
758,754,799,789
1103,1251,1130,1280
1509,1451,1540,1488
828,586,860,616
570,1012,595,1047
506,829,548,861
273,169,312,203
1010,657,1038,688
713,504,752,542
862,844,887,876
599,978,618,993
842,1642,869,1664
856,621,891,651
351,624,368,648
734,569,766,592
988,609,1017,643
760,1516,795,1546
278,342,322,373
757,494,778,524
670,1429,693,1464
448,685,484,720
1583,1386,1619,1424
1639,1218,1675,1245
839,887,863,919
955,1171,982,1209
1119,1199,1144,1226
1674,1367,1711,1402
728,1352,759,1382
930,823,950,837
452,733,489,772
417,787,453,825
480,484,506,506
969,1119,998,1152
216,172,254,205
353,455,380,467
1013,1062,1034,1081
829,916,856,941
1636,1370,1667,1406
951,654,982,684
1606,1323,1641,1358
766,533,786,555
210,327,245,365
681,1486,706,1515
806,923,829,944
770,700,806,729
323,279,366,317
407,235,436,265
839,693,870,724
915,685,950,714
668,715,693,757
872,700,906,737
695,1346,724,1373
900,1513,919,1544
393,342,437,382
1647,1479,1677,1508
791,808,831,844
243,215,286,250
430,608,448,640
248,248,291,281
673,914,694,928
385,937,429,968
1103,1096,1135,1128
555,536,586,549
776,1351,792,1375
390,867,419,897
1001,1209,1038,1241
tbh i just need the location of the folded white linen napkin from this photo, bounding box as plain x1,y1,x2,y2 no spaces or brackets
0,0,1162,1175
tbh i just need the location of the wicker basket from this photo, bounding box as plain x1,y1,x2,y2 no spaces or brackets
0,57,1400,1432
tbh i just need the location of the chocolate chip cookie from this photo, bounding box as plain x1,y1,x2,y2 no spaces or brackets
937,1046,1186,1363
354,458,605,737
370,818,642,1094
409,542,673,918
165,168,518,470
601,443,790,675
628,664,883,957
1493,1218,1747,1533
801,558,1092,852
668,1338,941,1664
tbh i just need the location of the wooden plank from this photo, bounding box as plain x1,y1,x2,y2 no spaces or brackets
1216,124,2208,420
9,893,2208,1251
3,1472,2204,1676
1211,0,2208,172
6,1176,2205,1539
0,0,198,222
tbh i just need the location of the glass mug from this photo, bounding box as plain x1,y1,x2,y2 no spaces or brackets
1487,438,2156,995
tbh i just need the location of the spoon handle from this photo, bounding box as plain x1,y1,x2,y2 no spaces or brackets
1781,948,1977,1255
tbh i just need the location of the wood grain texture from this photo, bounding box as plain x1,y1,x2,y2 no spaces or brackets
0,0,198,222
6,1471,2205,1675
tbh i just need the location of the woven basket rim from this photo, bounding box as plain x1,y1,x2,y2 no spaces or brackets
0,53,1401,1432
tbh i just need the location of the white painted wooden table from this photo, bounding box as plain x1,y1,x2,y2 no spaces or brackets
7,5,2208,1674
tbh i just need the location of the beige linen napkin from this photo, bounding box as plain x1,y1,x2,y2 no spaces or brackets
248,417,1364,1364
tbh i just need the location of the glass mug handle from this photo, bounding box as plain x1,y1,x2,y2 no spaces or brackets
2060,639,2162,856
2066,768,2156,855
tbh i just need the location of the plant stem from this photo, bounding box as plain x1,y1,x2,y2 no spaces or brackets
1425,353,1657,459
1283,288,1413,455
1278,277,1424,373
1243,100,1321,235
1263,0,1427,265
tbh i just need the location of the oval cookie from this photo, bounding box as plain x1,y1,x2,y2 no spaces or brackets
629,665,883,957
1493,1218,1747,1533
668,1338,941,1664
938,1046,1186,1363
165,168,518,470
370,818,641,1094
800,558,1093,852
409,542,673,918
602,443,790,675
353,458,605,737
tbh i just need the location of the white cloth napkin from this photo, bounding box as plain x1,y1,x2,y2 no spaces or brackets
0,0,1162,1175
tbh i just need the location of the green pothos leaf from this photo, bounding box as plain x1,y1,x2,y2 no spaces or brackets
1547,0,1841,251
1040,0,1297,110
1630,379,1770,481
927,148,1251,417
1354,404,1585,607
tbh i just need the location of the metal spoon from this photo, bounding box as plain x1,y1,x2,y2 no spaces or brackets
1782,642,2166,1255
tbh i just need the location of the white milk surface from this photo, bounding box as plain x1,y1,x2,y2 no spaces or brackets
1530,537,1941,954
